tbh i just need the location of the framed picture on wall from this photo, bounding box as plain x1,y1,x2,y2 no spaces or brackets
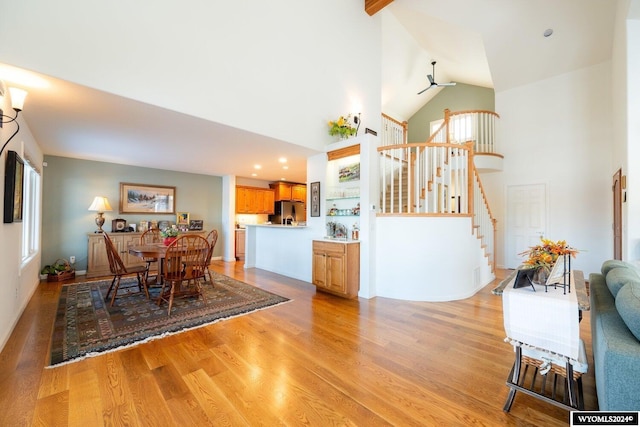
119,183,176,214
3,151,24,223
310,181,320,217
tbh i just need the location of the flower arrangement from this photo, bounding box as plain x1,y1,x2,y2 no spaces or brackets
160,227,179,238
519,237,579,271
328,114,357,139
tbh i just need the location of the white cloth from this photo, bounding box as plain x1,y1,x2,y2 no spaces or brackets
503,277,580,360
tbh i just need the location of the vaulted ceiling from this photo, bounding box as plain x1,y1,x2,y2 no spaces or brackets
0,0,617,183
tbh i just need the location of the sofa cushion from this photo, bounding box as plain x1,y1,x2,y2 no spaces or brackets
601,260,633,276
606,267,640,298
616,282,640,342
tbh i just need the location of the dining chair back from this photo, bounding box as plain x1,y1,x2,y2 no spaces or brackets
103,232,149,306
157,234,210,316
205,229,218,283
140,228,161,282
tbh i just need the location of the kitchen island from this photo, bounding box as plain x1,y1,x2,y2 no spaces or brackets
243,224,316,282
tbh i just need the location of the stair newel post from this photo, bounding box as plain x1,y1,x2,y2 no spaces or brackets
466,141,474,217
444,109,451,144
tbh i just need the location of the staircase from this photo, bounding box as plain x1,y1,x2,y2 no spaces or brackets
379,111,498,272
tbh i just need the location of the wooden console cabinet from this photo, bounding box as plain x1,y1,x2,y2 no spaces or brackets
312,240,359,298
86,231,205,278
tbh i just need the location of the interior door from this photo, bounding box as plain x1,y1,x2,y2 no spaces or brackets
505,184,547,268
613,169,622,260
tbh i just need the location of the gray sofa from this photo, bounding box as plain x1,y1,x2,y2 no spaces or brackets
589,260,640,411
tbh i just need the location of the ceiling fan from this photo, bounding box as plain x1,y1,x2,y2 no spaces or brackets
417,61,456,95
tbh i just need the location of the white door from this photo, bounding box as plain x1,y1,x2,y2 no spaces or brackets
505,184,547,268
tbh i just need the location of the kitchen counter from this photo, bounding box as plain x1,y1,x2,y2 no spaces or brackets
243,224,314,281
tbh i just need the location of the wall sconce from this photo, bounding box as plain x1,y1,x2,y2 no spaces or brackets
0,86,28,158
88,196,113,233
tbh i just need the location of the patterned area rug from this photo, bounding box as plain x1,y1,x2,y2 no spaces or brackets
49,272,289,367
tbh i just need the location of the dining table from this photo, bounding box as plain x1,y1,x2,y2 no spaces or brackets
128,243,169,285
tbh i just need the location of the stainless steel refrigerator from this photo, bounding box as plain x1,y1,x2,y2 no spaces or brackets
269,201,305,225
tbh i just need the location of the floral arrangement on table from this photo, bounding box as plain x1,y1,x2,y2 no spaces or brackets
160,227,179,238
328,114,357,139
519,237,579,272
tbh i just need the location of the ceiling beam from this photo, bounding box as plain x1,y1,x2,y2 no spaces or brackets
365,0,394,16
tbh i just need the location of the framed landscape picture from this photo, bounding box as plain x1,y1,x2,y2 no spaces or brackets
120,183,175,214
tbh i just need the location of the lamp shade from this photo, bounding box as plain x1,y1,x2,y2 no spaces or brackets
8,87,27,112
88,196,113,212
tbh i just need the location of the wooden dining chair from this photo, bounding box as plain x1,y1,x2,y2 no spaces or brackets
204,229,218,283
103,232,149,307
140,227,161,283
157,234,210,316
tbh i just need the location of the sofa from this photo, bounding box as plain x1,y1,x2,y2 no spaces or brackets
589,260,640,411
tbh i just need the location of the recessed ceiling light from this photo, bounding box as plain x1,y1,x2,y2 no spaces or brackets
251,173,257,177
281,178,286,181
279,157,287,163
543,28,553,37
283,165,289,170
254,164,262,169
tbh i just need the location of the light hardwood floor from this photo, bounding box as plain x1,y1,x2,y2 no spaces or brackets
0,262,596,426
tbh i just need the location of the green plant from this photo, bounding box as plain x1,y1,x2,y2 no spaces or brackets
160,228,179,238
328,114,357,139
41,259,72,275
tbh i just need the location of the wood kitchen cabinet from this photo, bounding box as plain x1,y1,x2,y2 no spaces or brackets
235,229,246,260
312,240,359,298
236,186,275,214
270,182,306,202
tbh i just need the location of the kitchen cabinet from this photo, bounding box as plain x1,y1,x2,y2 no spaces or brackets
235,229,246,260
312,240,359,298
270,182,306,202
292,184,306,202
87,231,205,278
236,186,275,214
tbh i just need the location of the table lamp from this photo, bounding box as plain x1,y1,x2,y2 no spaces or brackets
88,196,113,232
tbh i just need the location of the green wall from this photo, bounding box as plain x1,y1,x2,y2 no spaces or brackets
408,83,495,143
42,156,223,271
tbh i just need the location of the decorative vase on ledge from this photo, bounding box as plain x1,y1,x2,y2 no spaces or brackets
163,237,177,246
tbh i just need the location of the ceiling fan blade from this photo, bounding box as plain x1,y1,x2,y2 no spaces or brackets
417,86,432,95
427,74,435,84
436,82,457,87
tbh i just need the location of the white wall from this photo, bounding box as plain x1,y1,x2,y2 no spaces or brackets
0,94,43,350
376,216,491,301
485,62,613,275
624,10,640,259
0,0,382,153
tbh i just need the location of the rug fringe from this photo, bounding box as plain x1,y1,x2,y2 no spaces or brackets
46,299,292,369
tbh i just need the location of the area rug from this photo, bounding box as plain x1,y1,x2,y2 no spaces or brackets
48,272,290,367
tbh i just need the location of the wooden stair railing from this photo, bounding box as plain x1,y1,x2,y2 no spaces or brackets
379,110,498,271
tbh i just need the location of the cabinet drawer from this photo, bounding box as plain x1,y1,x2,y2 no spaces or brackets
313,240,346,254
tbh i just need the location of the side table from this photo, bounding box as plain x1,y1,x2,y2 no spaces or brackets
502,270,589,412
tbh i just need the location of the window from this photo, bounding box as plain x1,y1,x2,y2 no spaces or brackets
21,162,40,264
430,115,475,143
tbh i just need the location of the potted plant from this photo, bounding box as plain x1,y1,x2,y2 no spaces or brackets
519,237,579,284
41,259,75,282
328,114,358,140
160,227,180,246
